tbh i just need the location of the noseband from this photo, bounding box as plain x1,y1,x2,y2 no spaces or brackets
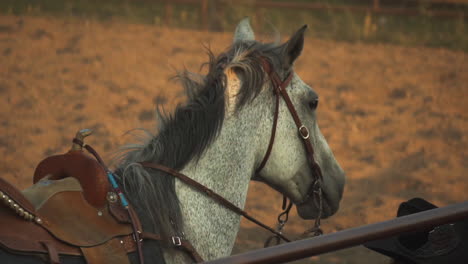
256,57,324,243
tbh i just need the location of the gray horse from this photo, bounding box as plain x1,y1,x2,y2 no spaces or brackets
114,18,345,263
0,19,345,264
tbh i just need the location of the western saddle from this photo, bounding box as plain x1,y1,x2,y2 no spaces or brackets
0,129,146,264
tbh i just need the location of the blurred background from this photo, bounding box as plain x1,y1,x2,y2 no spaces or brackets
1,0,467,50
0,0,467,263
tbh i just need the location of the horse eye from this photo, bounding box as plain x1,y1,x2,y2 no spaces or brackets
309,99,319,111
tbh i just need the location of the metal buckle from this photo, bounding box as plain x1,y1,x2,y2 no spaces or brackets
133,230,143,242
312,180,322,193
172,236,182,246
299,125,310,139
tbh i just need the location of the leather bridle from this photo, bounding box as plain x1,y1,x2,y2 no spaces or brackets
82,57,325,263
256,57,324,245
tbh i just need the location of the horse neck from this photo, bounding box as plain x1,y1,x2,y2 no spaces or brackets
163,103,265,263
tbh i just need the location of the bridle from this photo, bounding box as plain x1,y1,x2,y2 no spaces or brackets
80,56,325,263
256,57,324,246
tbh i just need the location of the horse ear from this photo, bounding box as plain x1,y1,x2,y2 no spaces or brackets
281,25,307,67
233,17,255,43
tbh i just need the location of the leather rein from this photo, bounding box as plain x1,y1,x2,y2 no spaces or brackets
79,57,324,263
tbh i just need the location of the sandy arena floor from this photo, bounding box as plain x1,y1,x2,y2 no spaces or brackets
0,15,467,263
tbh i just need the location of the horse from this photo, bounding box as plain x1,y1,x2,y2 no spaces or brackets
0,18,345,264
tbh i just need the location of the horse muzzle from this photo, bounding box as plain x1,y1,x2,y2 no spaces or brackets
296,185,340,220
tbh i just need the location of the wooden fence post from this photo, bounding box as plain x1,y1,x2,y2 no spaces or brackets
373,0,380,11
255,2,264,33
165,0,173,27
201,0,209,31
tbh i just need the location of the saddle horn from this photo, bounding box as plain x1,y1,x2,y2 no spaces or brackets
33,129,110,208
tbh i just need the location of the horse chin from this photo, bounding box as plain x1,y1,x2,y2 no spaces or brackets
295,194,338,220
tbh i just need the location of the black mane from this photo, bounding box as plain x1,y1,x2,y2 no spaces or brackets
114,40,286,240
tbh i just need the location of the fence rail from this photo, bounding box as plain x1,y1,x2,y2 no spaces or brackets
204,201,468,264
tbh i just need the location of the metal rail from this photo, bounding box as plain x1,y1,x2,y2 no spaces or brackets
205,201,468,264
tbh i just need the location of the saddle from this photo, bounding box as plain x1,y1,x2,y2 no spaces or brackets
0,129,140,264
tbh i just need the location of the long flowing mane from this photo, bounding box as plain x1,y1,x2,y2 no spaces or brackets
114,40,285,240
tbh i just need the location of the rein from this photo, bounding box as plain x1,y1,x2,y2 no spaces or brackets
76,57,324,263
139,162,291,243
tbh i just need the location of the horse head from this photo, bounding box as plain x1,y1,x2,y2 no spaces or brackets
229,18,346,220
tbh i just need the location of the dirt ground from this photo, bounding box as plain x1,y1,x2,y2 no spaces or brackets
0,15,467,263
